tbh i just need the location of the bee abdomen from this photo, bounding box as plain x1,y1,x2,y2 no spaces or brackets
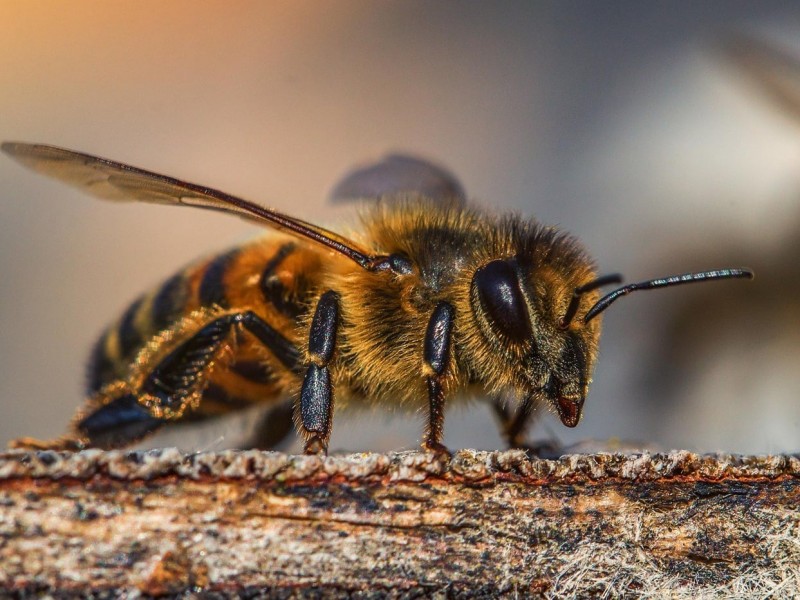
151,272,188,331
229,359,277,385
116,295,147,359
199,248,240,308
86,329,118,394
259,242,306,319
86,239,311,397
86,271,190,394
194,382,254,413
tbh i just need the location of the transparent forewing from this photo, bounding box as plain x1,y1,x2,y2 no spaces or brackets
2,142,198,204
2,142,376,268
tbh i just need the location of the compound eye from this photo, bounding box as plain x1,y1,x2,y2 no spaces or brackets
472,259,531,343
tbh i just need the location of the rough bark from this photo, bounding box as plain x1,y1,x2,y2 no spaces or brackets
0,448,798,598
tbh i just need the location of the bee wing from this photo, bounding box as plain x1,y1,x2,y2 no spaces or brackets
329,153,466,205
2,142,377,269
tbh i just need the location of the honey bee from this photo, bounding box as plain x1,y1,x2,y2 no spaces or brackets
3,142,753,455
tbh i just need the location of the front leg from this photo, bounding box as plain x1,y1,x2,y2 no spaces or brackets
422,301,455,455
490,394,536,448
491,395,564,457
299,290,340,455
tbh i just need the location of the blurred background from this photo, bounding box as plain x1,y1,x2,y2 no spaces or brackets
2,1,799,454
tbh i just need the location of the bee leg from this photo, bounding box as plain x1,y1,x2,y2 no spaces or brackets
70,313,239,449
74,310,299,449
8,436,88,452
74,389,166,450
490,396,563,457
299,291,340,455
8,382,162,451
490,394,536,449
422,302,455,458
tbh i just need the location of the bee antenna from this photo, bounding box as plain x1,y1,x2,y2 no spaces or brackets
560,273,623,328
583,268,754,323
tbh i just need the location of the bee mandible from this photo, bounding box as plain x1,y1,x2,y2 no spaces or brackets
2,142,753,455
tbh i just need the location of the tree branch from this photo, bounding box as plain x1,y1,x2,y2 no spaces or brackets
1,449,798,597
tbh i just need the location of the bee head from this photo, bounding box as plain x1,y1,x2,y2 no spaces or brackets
469,246,753,428
469,255,608,428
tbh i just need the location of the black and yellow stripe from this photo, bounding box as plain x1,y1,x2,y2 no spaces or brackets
85,238,318,419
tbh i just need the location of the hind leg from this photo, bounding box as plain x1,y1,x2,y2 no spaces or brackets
11,308,299,450
298,291,340,455
10,385,173,452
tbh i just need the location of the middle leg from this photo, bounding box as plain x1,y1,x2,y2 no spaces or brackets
422,301,455,455
299,290,341,455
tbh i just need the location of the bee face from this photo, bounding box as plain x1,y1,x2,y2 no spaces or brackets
523,326,594,428
468,239,602,428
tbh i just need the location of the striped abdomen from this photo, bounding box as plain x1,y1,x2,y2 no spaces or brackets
86,236,323,414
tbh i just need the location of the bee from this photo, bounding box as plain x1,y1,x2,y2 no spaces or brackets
2,142,753,455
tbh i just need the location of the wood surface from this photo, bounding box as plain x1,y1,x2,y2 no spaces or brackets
0,448,798,598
